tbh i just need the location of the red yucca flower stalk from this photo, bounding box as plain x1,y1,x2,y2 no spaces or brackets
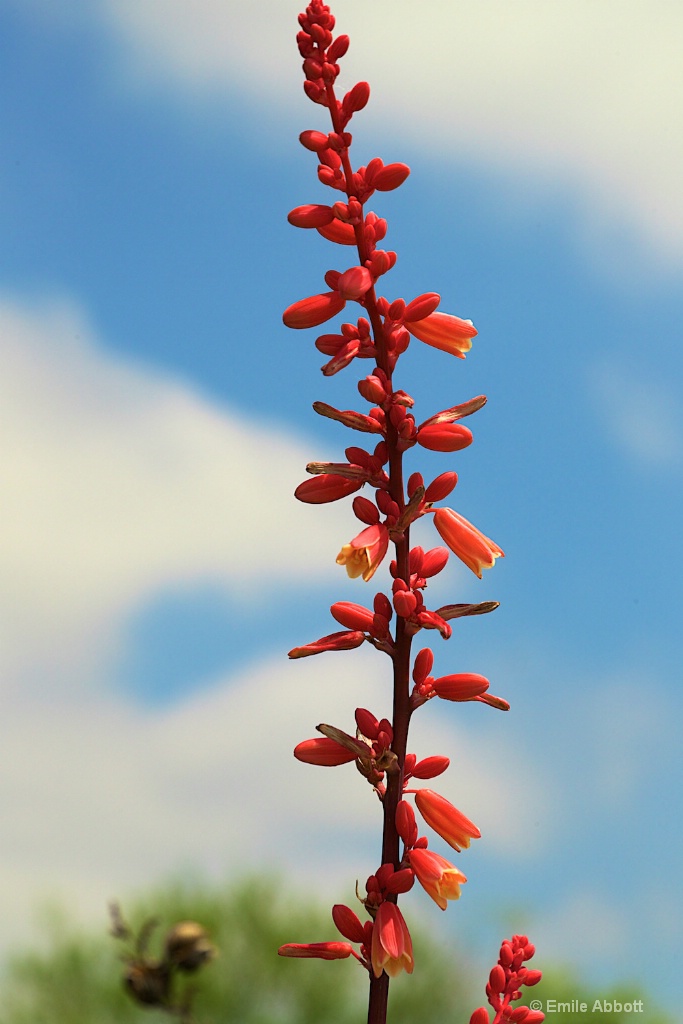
277,5,542,1024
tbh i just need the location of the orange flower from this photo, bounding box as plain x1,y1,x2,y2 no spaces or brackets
336,523,389,582
433,507,503,578
371,902,414,978
414,789,481,852
408,848,467,910
406,311,477,358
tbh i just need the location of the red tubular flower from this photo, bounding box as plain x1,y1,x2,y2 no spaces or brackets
406,311,477,358
288,630,365,658
370,902,414,979
294,737,358,765
337,265,373,299
395,800,418,846
330,600,376,631
403,291,441,322
283,290,346,329
295,473,363,504
408,848,467,909
416,423,473,452
278,942,355,960
332,904,366,943
414,789,481,852
366,161,411,191
424,471,458,502
410,755,450,779
317,219,357,244
336,523,389,581
433,507,504,578
288,204,335,228
432,672,490,701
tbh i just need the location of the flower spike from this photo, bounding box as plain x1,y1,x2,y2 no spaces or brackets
279,5,540,1020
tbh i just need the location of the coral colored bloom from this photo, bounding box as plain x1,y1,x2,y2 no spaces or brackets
283,290,346,329
370,902,414,979
288,630,365,659
337,265,373,300
414,789,481,852
408,848,467,909
294,737,358,766
432,672,490,701
416,422,473,453
406,311,477,358
433,507,504,578
330,601,376,631
278,941,354,960
295,473,363,504
336,523,389,582
332,904,366,943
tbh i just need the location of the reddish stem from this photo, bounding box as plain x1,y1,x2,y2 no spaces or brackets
325,75,415,1024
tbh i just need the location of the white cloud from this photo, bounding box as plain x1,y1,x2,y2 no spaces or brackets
96,0,683,270
0,648,549,958
0,295,348,695
588,359,682,466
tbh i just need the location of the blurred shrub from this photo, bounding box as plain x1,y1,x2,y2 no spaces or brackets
0,877,470,1024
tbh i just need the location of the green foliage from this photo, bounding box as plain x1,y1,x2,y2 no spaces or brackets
0,877,470,1024
532,969,672,1024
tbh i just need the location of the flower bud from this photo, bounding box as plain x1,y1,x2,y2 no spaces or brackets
327,34,350,61
403,292,441,323
288,204,335,228
317,219,357,245
343,81,370,114
295,474,363,504
421,546,449,577
412,647,434,685
283,290,346,329
353,496,380,524
432,673,490,702
410,755,450,779
396,800,418,846
332,904,365,942
330,601,375,631
355,707,379,738
299,129,329,151
278,942,354,960
288,630,366,658
337,265,373,300
375,162,410,190
489,963,507,993
417,423,473,452
294,737,358,766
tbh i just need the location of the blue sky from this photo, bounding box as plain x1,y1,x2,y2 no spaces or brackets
1,0,681,1013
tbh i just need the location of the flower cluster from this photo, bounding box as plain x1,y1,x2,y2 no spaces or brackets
277,4,540,1023
470,936,545,1024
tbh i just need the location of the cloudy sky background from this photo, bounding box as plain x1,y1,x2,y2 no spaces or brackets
1,0,681,1011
